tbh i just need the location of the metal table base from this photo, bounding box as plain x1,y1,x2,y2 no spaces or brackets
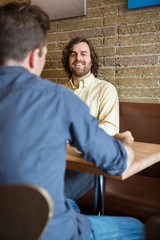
94,175,104,215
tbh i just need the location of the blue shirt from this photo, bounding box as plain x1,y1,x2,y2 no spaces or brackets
0,66,127,240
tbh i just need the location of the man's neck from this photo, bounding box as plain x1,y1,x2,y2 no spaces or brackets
72,72,91,88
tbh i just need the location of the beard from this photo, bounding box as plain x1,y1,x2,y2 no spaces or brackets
69,61,92,78
71,67,91,78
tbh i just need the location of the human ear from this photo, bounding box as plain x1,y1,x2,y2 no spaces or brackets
29,48,40,68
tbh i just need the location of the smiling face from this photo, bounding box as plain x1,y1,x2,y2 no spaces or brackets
68,42,92,79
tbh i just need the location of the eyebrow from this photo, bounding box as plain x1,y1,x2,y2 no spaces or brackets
70,50,88,54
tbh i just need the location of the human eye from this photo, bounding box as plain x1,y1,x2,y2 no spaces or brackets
81,52,87,57
70,52,76,57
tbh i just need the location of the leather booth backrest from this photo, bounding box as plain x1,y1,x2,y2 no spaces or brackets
120,102,160,144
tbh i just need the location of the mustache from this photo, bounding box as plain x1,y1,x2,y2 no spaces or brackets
72,60,85,65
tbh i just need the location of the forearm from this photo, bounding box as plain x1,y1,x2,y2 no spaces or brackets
99,121,119,136
114,131,134,173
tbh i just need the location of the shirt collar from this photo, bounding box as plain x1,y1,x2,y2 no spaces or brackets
0,66,29,75
69,73,95,89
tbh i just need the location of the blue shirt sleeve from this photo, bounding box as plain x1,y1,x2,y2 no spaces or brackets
63,87,127,175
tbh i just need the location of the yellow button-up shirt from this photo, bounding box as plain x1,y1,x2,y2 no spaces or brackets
64,74,119,136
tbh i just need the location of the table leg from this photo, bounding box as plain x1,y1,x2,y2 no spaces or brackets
94,175,104,215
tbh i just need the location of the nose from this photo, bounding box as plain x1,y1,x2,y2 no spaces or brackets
76,53,82,61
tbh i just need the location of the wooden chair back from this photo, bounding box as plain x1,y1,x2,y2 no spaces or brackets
0,184,53,240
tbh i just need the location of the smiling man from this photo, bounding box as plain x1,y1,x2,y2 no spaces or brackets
62,37,119,201
62,37,119,136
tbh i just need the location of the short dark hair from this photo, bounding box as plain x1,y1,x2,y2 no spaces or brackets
0,2,50,64
62,37,99,79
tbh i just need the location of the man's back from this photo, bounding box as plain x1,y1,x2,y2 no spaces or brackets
0,66,91,240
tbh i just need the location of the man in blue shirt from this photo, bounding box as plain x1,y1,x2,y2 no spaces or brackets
0,2,145,240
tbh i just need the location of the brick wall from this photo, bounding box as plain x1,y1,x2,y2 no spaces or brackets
1,0,160,103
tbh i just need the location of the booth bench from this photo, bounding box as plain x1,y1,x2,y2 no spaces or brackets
76,102,160,221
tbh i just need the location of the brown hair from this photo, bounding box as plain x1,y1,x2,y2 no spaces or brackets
62,37,99,79
0,2,50,64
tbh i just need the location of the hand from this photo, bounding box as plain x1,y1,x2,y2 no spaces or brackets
114,131,134,146
114,131,134,171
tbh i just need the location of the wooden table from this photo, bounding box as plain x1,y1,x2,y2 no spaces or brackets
66,141,160,215
67,141,160,179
